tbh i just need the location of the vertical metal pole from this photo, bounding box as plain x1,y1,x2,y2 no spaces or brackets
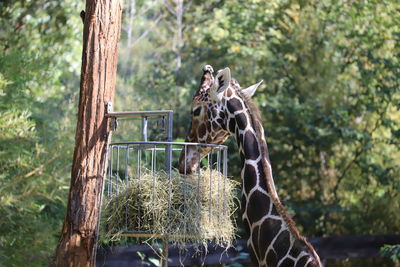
167,147,172,223
137,148,142,178
137,147,141,231
107,145,113,197
152,145,156,203
183,145,187,235
125,145,129,231
209,151,212,223
217,150,221,220
115,146,119,217
142,116,148,141
184,145,187,178
165,111,173,171
151,145,155,176
197,147,201,207
166,112,173,225
111,146,114,195
223,148,228,216
167,111,173,142
116,146,120,195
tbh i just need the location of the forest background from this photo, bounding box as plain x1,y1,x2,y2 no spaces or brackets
0,0,399,266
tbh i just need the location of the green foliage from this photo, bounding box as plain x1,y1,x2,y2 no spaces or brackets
177,0,400,237
380,244,400,264
0,0,82,265
115,0,400,246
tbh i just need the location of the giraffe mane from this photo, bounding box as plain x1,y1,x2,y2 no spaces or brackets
236,88,322,265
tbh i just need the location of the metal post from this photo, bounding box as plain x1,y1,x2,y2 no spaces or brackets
209,152,212,223
107,146,111,197
217,150,221,220
125,145,129,231
197,147,201,207
116,147,120,195
165,111,173,172
142,116,148,141
223,149,228,216
137,147,141,231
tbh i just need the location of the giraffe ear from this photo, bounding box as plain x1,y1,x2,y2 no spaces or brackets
241,80,263,98
211,67,231,101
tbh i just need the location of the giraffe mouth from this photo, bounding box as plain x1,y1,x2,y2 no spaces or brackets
178,159,198,175
178,146,206,175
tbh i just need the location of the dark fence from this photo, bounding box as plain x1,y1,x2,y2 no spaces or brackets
96,235,400,266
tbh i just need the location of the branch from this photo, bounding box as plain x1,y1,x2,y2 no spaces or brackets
138,0,159,17
163,17,176,33
1,155,58,191
333,100,390,198
129,14,164,48
80,10,85,23
163,0,177,17
184,1,192,11
123,0,159,27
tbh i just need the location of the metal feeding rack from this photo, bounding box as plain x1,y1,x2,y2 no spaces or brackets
99,103,231,266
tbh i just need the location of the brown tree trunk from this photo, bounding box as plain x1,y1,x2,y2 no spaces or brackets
55,1,122,266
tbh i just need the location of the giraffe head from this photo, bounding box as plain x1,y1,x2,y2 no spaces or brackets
178,65,263,174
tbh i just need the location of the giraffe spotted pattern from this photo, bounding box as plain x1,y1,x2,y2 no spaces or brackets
179,65,322,267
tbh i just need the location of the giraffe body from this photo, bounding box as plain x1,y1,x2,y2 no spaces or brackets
179,65,322,267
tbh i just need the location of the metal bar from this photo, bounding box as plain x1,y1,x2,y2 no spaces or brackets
184,145,187,178
209,151,212,223
142,116,148,141
197,147,201,208
111,146,114,196
154,145,157,171
107,145,113,197
152,145,156,177
161,116,165,130
164,111,173,223
137,147,141,231
105,110,174,118
118,232,216,239
167,111,173,142
125,145,129,231
111,145,182,152
110,141,227,149
217,150,221,220
167,158,172,224
152,145,156,226
152,146,156,198
223,149,228,216
165,111,173,171
183,145,187,235
116,147,120,195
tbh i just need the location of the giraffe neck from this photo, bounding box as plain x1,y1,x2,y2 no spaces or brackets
226,93,321,267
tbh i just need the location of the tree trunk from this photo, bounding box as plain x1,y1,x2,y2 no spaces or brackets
55,1,122,266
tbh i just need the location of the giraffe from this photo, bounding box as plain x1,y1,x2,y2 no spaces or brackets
178,65,322,267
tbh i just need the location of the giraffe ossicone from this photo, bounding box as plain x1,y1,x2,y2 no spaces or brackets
178,65,322,267
202,64,214,73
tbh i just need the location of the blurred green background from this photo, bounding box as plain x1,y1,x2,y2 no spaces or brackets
0,0,399,266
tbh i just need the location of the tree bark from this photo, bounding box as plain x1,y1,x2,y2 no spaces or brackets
55,1,122,266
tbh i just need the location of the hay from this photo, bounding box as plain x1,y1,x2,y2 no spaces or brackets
100,167,239,247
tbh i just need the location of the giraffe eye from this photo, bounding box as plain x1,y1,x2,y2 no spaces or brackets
193,107,201,116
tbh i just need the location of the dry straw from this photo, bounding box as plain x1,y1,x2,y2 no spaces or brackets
100,167,239,248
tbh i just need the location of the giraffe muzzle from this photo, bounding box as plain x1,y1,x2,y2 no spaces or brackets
178,146,202,175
